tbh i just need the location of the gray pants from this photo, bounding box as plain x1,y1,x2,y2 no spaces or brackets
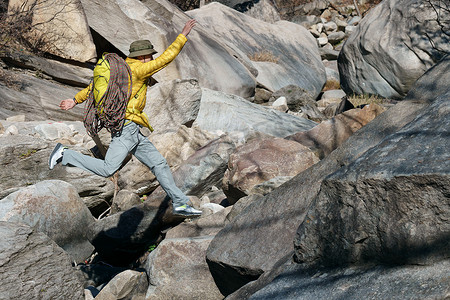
62,122,188,207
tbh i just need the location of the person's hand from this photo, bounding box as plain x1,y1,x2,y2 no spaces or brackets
181,19,196,37
60,99,76,110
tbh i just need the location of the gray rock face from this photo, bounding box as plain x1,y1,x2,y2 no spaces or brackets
88,201,169,265
0,71,85,121
205,70,439,296
188,3,326,98
0,221,84,300
0,180,95,262
193,88,317,139
8,0,96,62
406,55,450,102
294,94,450,267
249,260,450,300
223,137,319,203
145,236,224,300
0,130,115,215
1,51,92,87
145,79,202,133
338,0,450,98
80,0,256,97
146,135,236,203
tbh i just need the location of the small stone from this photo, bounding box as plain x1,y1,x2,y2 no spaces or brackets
348,16,361,26
6,115,26,122
319,48,340,60
317,23,324,33
272,96,289,112
345,25,357,36
321,9,332,20
321,89,346,100
324,21,338,33
4,125,18,135
318,35,329,47
322,43,334,50
335,18,348,31
328,31,346,44
309,28,321,38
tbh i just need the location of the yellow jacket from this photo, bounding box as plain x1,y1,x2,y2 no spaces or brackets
74,34,188,131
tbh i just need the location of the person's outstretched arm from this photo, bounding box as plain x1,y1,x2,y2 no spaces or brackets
181,19,196,37
132,19,197,79
60,83,92,110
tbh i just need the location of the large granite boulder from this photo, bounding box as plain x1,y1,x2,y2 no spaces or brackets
0,123,115,215
193,88,317,139
145,79,202,133
144,236,223,299
294,93,450,267
1,51,92,87
338,0,450,98
89,270,148,300
205,56,449,296
0,221,84,300
0,70,85,121
8,0,96,62
223,51,450,299
0,180,95,262
223,137,319,203
188,2,326,98
248,260,450,300
79,0,256,97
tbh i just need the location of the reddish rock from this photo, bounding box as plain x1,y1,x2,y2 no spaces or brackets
287,104,385,158
223,137,319,203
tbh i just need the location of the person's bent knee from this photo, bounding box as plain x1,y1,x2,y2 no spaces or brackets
102,164,120,178
155,157,169,167
150,157,169,171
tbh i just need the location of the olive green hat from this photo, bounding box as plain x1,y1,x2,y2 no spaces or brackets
128,39,157,58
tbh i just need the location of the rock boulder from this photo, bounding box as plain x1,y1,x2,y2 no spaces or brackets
0,180,95,262
223,137,319,203
8,0,96,62
0,221,84,300
79,0,256,97
188,2,326,98
144,236,223,300
205,70,439,296
294,94,450,267
338,0,450,98
193,88,317,139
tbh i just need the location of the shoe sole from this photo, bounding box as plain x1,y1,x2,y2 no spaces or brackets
173,211,202,217
49,143,63,170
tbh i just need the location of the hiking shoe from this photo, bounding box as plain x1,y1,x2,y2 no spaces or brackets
48,143,67,170
173,204,202,217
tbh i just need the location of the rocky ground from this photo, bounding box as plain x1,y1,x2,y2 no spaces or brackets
0,0,449,299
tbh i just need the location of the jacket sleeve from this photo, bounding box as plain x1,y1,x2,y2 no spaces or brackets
132,34,188,80
73,83,92,104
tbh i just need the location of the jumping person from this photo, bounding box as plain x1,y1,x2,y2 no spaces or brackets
49,19,202,217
